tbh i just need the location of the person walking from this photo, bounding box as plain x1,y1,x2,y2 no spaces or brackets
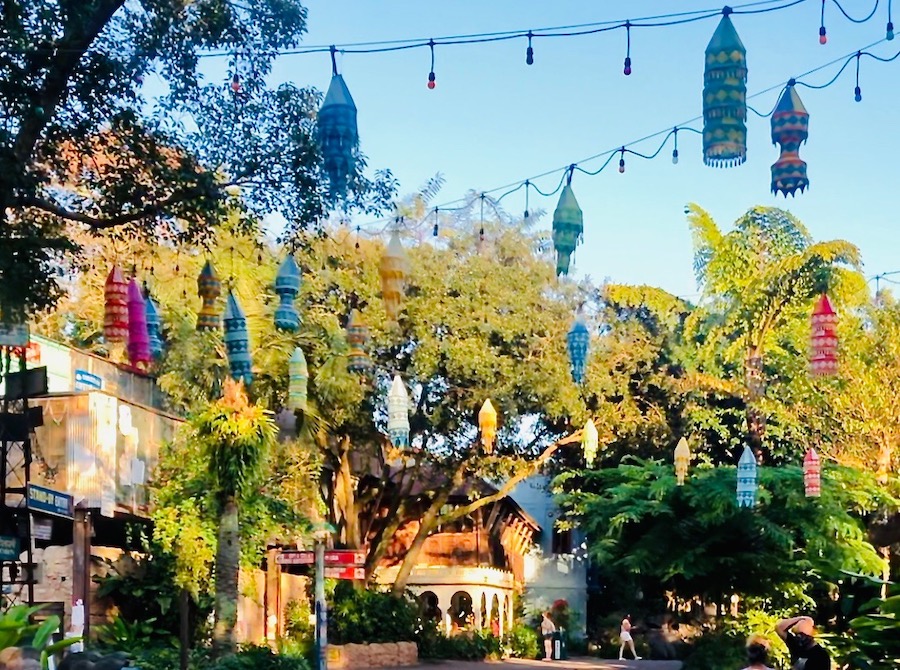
541,611,556,661
742,635,773,670
775,615,831,670
619,614,641,660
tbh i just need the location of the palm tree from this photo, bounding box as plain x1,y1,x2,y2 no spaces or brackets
685,205,862,458
193,378,277,656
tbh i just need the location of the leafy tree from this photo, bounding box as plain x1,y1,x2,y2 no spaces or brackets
1,0,394,320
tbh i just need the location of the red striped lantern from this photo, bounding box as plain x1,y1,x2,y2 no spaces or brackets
803,448,821,497
810,294,837,376
104,266,129,343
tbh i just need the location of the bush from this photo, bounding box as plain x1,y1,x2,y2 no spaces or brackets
212,645,310,670
506,623,539,659
328,582,420,644
418,629,502,661
128,646,212,670
681,629,745,670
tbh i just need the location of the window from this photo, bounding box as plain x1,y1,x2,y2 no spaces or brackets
552,526,573,555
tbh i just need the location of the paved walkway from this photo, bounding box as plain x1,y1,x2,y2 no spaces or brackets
393,658,682,670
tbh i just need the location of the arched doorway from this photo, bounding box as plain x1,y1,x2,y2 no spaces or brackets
490,594,501,636
419,591,441,622
449,591,473,632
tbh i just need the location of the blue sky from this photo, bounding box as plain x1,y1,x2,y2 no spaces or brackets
260,1,898,299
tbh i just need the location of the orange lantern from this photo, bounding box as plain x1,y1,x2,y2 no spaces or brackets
810,294,837,376
379,230,408,329
803,448,821,497
104,266,129,343
478,399,497,454
674,437,691,486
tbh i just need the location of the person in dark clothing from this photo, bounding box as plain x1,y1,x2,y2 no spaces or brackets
775,615,831,670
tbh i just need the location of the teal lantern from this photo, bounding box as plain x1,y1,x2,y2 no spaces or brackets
552,176,583,276
567,312,590,384
318,54,359,197
703,8,747,167
770,83,809,197
144,292,164,360
274,255,302,331
224,290,253,384
736,445,757,507
288,347,308,412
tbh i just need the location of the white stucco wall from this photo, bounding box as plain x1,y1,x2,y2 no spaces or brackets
510,475,588,637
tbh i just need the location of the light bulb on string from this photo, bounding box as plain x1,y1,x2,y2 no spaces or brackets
819,0,828,44
355,225,361,249
623,21,632,75
672,128,679,164
888,21,895,40
618,148,626,173
854,52,862,101
524,180,531,219
231,73,241,93
526,31,534,65
432,207,439,237
427,39,436,89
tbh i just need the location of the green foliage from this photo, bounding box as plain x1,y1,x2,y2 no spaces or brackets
211,645,311,670
826,586,900,670
505,623,540,659
328,583,420,644
0,605,82,670
417,629,502,661
681,629,745,670
94,616,175,654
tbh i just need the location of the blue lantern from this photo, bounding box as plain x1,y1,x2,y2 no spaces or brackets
552,181,584,276
567,313,590,384
224,290,253,384
145,294,164,360
318,59,359,197
274,255,302,331
736,445,757,507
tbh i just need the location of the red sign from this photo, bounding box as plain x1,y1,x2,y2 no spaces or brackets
276,551,315,566
324,566,365,580
324,550,366,566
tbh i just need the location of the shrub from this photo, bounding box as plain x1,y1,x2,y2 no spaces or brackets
328,582,420,644
212,645,310,670
418,630,502,661
506,623,539,659
681,629,745,670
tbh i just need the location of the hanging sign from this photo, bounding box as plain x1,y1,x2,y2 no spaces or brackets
0,323,29,347
27,484,74,519
276,551,315,566
0,536,20,561
33,519,53,541
324,566,366,580
324,550,366,566
74,370,103,391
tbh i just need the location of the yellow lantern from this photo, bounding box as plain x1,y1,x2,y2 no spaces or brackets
379,230,408,329
478,399,497,453
674,437,691,485
582,419,599,468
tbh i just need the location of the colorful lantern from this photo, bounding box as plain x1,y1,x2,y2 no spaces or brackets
318,70,358,196
674,437,691,486
288,347,308,412
223,290,253,384
197,260,222,331
103,266,129,343
274,255,302,331
582,419,599,468
771,84,809,196
346,309,373,374
703,9,747,167
126,279,151,369
736,445,757,508
387,375,411,448
803,448,821,497
810,294,838,376
479,399,497,454
379,231,409,329
145,295,164,360
551,181,583,276
567,312,590,384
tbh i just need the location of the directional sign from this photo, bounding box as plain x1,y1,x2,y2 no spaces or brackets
27,484,74,520
276,551,315,566
324,550,366,566
324,566,365,580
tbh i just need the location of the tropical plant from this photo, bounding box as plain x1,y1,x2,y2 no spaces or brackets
94,615,175,654
0,605,82,670
505,623,540,659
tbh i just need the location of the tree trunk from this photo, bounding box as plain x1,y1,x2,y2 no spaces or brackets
391,490,451,596
745,347,765,459
213,496,240,657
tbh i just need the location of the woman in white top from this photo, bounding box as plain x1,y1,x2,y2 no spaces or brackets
541,612,556,661
619,615,641,660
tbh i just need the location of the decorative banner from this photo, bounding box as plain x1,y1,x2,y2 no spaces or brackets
103,266,129,343
346,309,373,375
803,448,821,497
126,279,151,370
770,83,809,196
478,399,497,454
274,255,302,331
223,290,253,384
736,445,757,508
674,437,690,486
810,294,838,376
288,347,309,412
379,231,409,329
318,69,359,196
567,312,590,384
197,260,222,331
387,375,411,448
582,418,598,468
551,182,584,276
703,9,747,168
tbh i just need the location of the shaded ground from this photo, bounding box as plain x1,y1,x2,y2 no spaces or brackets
390,658,682,670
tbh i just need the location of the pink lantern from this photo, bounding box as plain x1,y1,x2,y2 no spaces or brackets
126,279,152,370
810,294,837,376
104,266,129,343
803,448,821,497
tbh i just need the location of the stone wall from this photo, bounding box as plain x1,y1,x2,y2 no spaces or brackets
327,642,418,669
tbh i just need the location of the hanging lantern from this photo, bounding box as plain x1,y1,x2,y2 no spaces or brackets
346,309,373,375
567,312,590,384
479,399,497,454
104,266,129,343
379,231,409,329
582,419,599,468
387,375,411,448
810,294,838,376
274,255,302,331
145,295,164,360
223,290,253,384
126,279,151,370
551,182,584,276
770,84,809,196
674,437,691,486
318,68,359,196
703,9,748,167
197,260,222,331
288,347,308,412
803,448,821,497
736,445,757,508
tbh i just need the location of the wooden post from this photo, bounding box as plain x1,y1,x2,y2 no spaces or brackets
71,506,91,642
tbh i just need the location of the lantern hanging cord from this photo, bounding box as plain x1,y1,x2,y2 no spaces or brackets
830,0,879,22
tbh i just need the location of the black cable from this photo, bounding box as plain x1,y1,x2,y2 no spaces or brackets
830,0,879,23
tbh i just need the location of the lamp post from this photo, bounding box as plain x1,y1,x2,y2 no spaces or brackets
312,523,334,670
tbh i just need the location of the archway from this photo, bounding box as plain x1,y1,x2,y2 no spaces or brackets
449,591,473,632
419,591,441,623
491,594,501,636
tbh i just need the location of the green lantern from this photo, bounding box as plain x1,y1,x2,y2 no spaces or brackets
551,176,583,277
703,8,747,168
